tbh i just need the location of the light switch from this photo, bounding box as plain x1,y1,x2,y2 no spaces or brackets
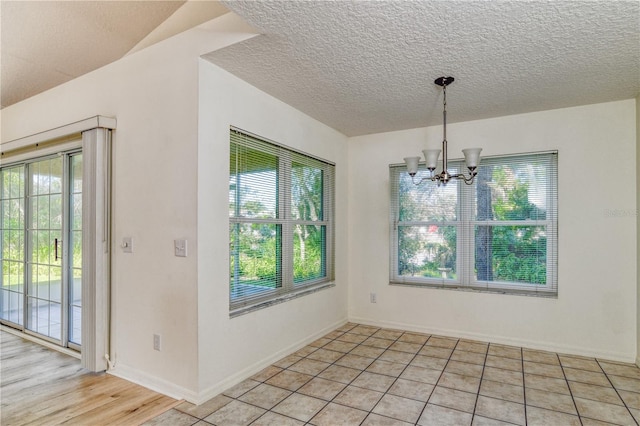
122,237,133,253
174,239,187,257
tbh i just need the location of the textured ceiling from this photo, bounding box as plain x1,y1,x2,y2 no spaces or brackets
1,0,229,108
205,1,640,137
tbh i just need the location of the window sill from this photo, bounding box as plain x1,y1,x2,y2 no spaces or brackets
389,281,557,299
230,282,336,318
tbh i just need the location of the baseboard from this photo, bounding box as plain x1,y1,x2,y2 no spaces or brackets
636,355,640,368
193,317,348,405
0,325,193,402
108,363,197,403
348,316,636,363
76,317,348,404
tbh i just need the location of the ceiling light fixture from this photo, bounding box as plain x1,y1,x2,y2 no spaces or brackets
404,77,482,185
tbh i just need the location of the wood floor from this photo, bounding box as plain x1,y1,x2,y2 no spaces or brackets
1,330,179,426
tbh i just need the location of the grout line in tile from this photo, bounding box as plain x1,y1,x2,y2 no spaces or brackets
470,340,491,425
595,358,640,426
522,346,529,426
291,326,413,424
557,350,584,425
332,329,431,424
348,329,425,423
414,336,460,424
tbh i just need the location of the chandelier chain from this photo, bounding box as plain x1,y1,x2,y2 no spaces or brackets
403,76,481,186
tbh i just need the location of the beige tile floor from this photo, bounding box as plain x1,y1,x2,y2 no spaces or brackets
144,323,640,426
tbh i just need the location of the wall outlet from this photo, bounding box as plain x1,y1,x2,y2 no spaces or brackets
370,293,377,303
153,334,161,351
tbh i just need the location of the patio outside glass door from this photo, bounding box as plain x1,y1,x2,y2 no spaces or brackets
0,151,82,349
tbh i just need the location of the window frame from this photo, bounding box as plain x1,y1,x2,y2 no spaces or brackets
229,128,335,316
390,151,558,296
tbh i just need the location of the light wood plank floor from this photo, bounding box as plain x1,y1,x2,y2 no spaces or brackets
1,330,179,426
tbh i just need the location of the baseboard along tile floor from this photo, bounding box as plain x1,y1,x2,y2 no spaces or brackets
144,323,640,426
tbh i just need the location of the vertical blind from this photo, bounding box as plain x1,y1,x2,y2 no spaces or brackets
390,151,558,296
229,129,335,314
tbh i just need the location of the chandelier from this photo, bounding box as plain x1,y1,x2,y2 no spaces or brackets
404,76,482,185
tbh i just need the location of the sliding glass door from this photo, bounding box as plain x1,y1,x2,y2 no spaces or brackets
27,156,64,341
1,166,25,326
1,151,82,350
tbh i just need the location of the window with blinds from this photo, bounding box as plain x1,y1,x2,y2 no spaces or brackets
229,128,335,315
390,151,558,296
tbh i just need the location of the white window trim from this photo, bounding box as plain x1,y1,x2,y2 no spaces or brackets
229,126,335,318
390,151,558,297
229,128,335,317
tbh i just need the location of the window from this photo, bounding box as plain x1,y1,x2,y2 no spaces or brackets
390,152,557,296
229,129,335,315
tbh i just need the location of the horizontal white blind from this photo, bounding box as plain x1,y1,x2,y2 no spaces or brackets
466,152,558,294
390,151,558,296
229,129,335,314
390,163,460,287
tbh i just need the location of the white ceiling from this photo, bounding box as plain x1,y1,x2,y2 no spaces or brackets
0,0,229,108
205,0,640,136
2,1,639,138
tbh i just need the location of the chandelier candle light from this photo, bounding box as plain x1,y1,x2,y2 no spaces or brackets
404,76,482,185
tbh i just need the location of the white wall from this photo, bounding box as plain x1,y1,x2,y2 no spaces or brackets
196,61,349,401
348,100,637,361
1,11,348,403
1,13,259,400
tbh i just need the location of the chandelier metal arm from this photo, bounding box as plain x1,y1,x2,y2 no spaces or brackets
403,76,482,186
410,169,478,186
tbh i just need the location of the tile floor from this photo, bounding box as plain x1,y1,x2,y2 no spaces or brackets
144,323,640,426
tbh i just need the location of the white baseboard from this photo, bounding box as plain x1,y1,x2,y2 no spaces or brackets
348,316,636,363
193,317,348,405
108,363,196,403
109,318,349,404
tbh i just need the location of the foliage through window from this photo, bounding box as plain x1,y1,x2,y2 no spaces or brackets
229,129,335,314
390,152,557,295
